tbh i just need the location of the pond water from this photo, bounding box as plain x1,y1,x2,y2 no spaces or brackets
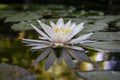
0,3,120,80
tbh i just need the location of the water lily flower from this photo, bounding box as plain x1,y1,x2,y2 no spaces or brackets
22,18,93,70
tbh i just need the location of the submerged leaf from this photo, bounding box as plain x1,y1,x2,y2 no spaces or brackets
77,71,120,80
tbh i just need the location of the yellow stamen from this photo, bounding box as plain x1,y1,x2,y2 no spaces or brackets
54,27,70,35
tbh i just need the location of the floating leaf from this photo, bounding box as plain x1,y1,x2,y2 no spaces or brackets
5,11,42,22
87,15,120,23
91,32,120,40
11,20,41,31
0,63,35,80
83,41,120,52
80,21,108,33
0,10,16,19
101,15,119,23
77,71,120,80
116,20,120,29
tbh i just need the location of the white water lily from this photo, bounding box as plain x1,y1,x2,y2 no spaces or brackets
22,18,93,70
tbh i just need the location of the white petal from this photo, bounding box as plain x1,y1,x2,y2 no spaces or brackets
63,22,85,42
56,18,64,27
73,22,85,36
31,45,49,50
38,37,49,40
31,24,49,39
50,21,56,28
70,23,76,29
62,29,74,42
69,33,93,44
64,20,71,28
37,20,57,41
79,40,96,44
22,38,50,44
66,45,84,51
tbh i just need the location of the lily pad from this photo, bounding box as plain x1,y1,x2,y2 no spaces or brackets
83,41,120,52
77,71,120,80
116,20,120,29
80,21,108,33
0,10,16,19
90,32,120,40
0,63,35,80
5,11,42,22
11,21,41,31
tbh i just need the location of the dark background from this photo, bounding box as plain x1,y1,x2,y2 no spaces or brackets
1,0,120,12
0,0,120,5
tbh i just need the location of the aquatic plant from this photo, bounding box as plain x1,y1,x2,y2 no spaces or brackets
22,18,93,70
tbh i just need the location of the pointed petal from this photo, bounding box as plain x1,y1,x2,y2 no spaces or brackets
31,48,50,66
62,29,74,42
72,22,85,36
65,20,71,27
50,21,56,28
56,18,64,27
31,24,49,39
79,40,96,44
69,33,93,44
31,45,49,50
62,48,74,67
70,49,91,62
44,49,56,70
37,20,56,40
66,46,84,51
63,22,85,42
70,23,76,29
38,37,48,40
22,38,50,44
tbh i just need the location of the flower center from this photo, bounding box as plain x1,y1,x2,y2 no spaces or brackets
54,27,70,35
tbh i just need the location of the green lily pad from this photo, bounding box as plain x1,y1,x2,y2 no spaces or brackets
0,10,16,19
5,11,42,22
77,71,120,80
83,41,120,52
116,20,120,29
0,63,35,80
11,20,40,31
90,32,120,40
80,21,108,33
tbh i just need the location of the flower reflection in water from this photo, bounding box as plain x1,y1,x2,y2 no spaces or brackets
22,18,94,70
79,51,119,71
